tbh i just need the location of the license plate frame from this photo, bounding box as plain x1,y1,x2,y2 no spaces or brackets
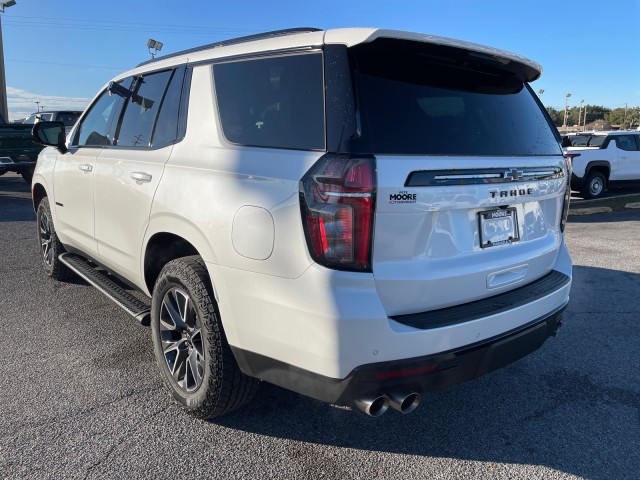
478,207,519,248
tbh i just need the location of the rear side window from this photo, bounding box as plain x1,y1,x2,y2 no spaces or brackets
350,39,561,156
116,70,173,148
213,53,325,151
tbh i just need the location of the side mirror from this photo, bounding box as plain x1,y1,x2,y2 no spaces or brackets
32,121,68,153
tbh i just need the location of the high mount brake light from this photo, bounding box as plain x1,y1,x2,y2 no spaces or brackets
299,154,376,272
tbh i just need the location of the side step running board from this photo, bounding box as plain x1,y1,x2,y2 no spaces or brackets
59,253,151,325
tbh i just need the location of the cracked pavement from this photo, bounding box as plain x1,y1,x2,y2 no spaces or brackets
1,173,639,479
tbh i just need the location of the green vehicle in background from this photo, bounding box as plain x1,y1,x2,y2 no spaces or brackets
0,110,82,184
0,122,42,184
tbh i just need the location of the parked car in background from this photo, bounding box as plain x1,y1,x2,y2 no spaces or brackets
565,131,640,198
23,110,83,134
31,27,571,419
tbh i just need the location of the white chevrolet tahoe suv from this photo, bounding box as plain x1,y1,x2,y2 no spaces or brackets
31,28,572,418
564,131,640,199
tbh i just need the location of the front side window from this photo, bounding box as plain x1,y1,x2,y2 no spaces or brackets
75,89,122,147
615,135,639,151
116,70,172,148
213,53,325,150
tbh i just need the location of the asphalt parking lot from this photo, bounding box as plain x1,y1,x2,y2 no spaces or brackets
1,173,639,480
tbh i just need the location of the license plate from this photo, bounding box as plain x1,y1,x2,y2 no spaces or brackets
478,207,519,248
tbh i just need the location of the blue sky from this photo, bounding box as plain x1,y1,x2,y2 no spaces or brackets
3,0,639,120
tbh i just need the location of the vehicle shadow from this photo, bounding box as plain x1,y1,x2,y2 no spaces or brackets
212,264,640,480
0,174,35,222
568,209,640,223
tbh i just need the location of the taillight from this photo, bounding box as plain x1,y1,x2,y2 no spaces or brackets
561,153,578,232
299,154,376,272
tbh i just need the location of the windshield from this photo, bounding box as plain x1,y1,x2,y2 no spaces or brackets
349,39,561,156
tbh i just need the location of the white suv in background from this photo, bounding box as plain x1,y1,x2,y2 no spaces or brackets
31,28,572,418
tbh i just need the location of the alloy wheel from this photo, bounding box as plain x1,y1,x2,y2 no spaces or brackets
159,287,205,392
39,212,53,267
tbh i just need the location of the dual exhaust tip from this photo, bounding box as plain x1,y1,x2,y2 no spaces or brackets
354,391,421,417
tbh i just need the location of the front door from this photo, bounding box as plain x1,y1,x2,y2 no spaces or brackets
53,88,123,256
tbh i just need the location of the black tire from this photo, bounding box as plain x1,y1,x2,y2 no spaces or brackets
151,256,258,419
36,197,74,280
581,171,607,199
21,166,35,184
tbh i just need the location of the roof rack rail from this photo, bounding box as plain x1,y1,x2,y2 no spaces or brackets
137,27,322,67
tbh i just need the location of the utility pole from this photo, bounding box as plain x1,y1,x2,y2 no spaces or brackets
578,99,584,132
0,0,17,124
624,103,628,129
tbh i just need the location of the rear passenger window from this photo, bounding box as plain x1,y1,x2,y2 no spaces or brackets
116,70,172,148
150,68,184,147
213,53,325,151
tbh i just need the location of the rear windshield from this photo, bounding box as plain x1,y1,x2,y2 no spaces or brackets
566,135,606,148
350,39,561,156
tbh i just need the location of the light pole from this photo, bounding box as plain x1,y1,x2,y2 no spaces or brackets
147,38,163,60
0,0,16,124
562,93,572,130
624,103,628,129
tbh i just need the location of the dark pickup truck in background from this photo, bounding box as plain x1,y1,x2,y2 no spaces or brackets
0,123,42,184
0,110,82,184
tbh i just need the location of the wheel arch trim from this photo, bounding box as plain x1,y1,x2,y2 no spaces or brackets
585,161,611,179
141,214,219,295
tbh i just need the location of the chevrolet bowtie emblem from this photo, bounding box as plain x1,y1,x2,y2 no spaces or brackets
505,169,524,181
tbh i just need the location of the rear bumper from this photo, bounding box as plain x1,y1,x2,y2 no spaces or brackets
208,241,572,390
232,304,566,405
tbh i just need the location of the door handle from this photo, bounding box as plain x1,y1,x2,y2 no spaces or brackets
79,164,93,173
131,172,152,183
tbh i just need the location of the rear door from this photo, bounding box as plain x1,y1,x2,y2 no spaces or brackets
348,38,566,315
